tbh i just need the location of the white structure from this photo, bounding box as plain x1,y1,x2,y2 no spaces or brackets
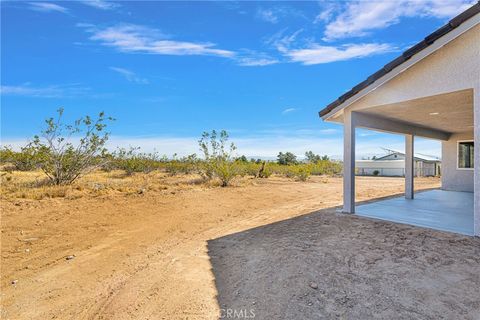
319,4,479,236
356,150,441,177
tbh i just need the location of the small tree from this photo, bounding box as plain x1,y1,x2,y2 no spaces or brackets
198,130,237,187
305,151,329,163
277,152,297,165
235,155,248,163
31,108,113,185
305,151,321,163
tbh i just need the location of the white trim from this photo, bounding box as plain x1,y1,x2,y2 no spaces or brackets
322,13,480,121
456,140,475,170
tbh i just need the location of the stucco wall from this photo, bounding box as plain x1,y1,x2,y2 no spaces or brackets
441,132,474,192
343,24,480,115
474,87,479,236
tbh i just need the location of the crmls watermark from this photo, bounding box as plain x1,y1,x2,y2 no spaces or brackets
220,308,256,319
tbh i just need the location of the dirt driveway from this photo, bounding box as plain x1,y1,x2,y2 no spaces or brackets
2,175,478,319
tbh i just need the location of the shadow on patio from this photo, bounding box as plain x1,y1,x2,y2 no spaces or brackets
207,204,480,319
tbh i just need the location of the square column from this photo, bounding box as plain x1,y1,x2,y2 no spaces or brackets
405,134,414,199
343,111,355,213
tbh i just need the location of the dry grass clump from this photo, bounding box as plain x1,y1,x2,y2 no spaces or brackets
0,170,173,200
0,169,263,200
0,169,260,200
0,159,341,200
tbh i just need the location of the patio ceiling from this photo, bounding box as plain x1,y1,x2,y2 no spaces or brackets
355,89,473,134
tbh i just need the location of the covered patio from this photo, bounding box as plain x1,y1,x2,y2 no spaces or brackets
343,88,476,236
356,190,474,236
319,5,479,236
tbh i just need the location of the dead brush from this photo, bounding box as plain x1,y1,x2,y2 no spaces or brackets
0,166,294,200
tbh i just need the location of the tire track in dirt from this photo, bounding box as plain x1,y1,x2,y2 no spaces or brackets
1,176,441,319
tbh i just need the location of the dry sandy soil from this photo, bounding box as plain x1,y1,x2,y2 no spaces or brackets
1,174,479,319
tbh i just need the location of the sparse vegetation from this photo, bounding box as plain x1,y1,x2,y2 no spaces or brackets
0,111,343,198
198,130,238,187
277,152,298,165
305,151,329,163
112,147,162,175
15,108,115,185
0,145,39,171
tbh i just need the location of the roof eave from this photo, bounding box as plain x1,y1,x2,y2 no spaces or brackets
318,2,480,122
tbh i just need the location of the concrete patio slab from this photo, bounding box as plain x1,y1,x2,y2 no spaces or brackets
356,190,474,235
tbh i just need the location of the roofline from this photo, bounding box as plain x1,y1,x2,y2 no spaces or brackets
319,2,480,120
356,159,440,162
375,154,440,162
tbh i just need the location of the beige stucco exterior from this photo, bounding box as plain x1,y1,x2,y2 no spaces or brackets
334,23,479,121
323,18,479,236
442,132,474,192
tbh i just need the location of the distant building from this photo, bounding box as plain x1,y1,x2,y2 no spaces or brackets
356,150,441,177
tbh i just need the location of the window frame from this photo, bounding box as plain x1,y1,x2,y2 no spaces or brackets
456,140,474,170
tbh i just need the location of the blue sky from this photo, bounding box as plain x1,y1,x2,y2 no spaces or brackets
1,0,475,158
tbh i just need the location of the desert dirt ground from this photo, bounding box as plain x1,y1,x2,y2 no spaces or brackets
1,173,478,319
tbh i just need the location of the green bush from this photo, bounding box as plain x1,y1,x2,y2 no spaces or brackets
0,145,39,171
199,130,238,187
164,154,200,176
309,160,342,176
305,151,330,163
295,166,310,181
277,152,297,165
28,108,113,185
113,147,161,175
260,166,272,178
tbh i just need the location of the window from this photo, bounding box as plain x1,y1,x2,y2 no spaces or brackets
458,141,474,169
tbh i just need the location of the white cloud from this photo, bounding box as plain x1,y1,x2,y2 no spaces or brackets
256,6,305,24
314,2,340,24
0,84,90,98
236,50,279,67
81,24,235,58
285,43,394,65
29,2,69,14
319,129,339,135
265,29,389,65
237,58,279,66
323,0,476,40
256,8,279,24
426,0,476,17
281,108,297,115
81,23,280,67
109,67,149,84
266,28,304,53
78,0,119,10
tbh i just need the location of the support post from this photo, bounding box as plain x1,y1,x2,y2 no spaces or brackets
405,134,414,199
474,87,479,237
343,111,355,213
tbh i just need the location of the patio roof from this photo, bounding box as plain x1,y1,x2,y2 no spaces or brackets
318,2,480,119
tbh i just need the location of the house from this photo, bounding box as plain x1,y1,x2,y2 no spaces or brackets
318,3,479,236
356,149,441,177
